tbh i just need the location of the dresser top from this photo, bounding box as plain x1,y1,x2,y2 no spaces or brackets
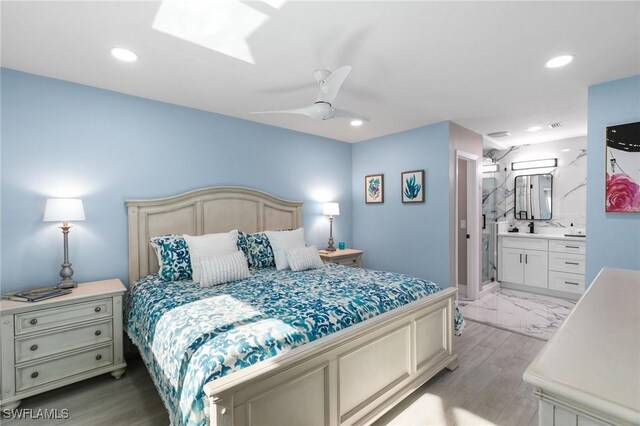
1,279,126,314
498,232,587,242
523,268,640,423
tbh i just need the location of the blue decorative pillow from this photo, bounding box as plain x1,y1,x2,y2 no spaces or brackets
149,235,192,281
246,232,275,268
237,231,250,260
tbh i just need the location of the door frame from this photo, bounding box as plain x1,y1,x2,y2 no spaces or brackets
455,150,481,300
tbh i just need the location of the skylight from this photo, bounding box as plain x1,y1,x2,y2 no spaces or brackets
153,0,286,64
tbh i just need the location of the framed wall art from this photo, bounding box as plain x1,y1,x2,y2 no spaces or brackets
402,170,425,203
365,174,384,204
606,121,640,213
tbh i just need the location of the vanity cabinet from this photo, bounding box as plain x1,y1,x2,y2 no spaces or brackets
499,234,585,298
500,237,548,288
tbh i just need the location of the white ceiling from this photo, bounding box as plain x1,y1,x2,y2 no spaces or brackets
2,1,639,146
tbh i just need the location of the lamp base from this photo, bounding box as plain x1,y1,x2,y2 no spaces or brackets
57,278,77,289
326,237,336,252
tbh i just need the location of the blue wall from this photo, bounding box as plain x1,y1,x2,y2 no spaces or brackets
1,69,353,292
586,75,640,282
352,122,452,287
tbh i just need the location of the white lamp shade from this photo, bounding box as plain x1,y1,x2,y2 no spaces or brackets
43,199,86,222
322,202,340,216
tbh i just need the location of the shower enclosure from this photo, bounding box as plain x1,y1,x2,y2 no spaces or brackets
482,175,498,286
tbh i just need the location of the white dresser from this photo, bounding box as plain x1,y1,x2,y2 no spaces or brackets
0,279,127,409
498,233,586,298
524,268,640,425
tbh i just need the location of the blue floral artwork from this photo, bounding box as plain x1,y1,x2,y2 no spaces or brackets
402,170,425,203
365,174,384,203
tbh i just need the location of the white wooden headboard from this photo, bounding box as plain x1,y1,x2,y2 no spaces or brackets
126,186,303,284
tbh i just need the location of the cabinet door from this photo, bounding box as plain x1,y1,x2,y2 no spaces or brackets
501,248,524,284
524,249,548,288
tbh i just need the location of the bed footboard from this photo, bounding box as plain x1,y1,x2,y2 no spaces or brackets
205,287,457,426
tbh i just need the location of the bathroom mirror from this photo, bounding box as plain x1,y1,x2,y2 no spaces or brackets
514,174,552,220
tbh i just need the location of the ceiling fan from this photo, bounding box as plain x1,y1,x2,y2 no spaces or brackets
250,66,369,122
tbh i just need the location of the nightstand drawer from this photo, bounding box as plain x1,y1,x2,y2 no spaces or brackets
15,298,112,335
333,257,362,267
15,319,113,364
16,343,113,393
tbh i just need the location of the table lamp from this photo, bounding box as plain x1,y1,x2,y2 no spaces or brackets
322,202,340,252
43,198,85,288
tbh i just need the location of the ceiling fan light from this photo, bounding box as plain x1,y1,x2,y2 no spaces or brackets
350,119,363,127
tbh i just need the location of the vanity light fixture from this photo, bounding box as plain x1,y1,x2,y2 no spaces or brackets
511,158,558,171
483,164,499,173
350,119,363,127
526,126,542,132
110,47,139,62
545,55,574,69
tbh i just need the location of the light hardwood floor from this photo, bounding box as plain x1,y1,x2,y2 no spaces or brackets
2,322,544,426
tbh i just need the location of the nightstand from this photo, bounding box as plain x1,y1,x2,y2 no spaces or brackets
0,279,127,409
318,248,363,268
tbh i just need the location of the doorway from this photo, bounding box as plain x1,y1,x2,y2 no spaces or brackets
455,150,480,300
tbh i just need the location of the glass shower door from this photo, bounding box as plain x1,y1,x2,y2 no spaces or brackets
482,177,498,286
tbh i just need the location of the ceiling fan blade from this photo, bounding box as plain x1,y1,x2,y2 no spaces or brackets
249,105,316,118
332,108,369,122
316,65,352,105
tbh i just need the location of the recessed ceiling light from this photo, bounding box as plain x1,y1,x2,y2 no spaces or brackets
350,119,363,127
545,55,574,69
527,126,542,132
110,47,139,62
487,131,511,138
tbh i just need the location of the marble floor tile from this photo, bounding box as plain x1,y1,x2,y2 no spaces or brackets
457,288,576,340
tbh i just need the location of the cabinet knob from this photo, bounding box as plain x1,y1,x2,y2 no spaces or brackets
31,372,39,379
95,330,102,336
95,354,102,361
30,344,38,351
94,306,102,313
29,318,38,325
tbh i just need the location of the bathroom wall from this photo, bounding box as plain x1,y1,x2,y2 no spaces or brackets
484,136,587,231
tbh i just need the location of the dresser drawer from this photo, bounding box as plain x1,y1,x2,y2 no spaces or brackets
15,298,112,335
549,271,585,294
549,252,585,275
15,319,113,364
549,240,586,254
501,237,548,251
16,344,113,393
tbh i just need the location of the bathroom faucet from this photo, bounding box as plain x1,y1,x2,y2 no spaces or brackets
528,221,535,234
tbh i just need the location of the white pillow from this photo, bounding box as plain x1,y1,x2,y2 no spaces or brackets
286,246,325,272
265,228,306,270
197,251,251,287
184,230,239,282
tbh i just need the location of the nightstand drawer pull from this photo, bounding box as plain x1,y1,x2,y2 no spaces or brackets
31,372,39,379
95,330,101,336
30,319,38,325
30,344,38,351
95,354,102,361
94,307,101,313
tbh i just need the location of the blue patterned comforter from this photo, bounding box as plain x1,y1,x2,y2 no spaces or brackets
125,264,464,425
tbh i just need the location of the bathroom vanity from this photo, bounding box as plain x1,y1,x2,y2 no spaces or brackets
498,233,586,299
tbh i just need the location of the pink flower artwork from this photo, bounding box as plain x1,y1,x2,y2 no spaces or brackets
606,173,640,212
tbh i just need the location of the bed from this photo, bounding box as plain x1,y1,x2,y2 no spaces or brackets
125,186,463,426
